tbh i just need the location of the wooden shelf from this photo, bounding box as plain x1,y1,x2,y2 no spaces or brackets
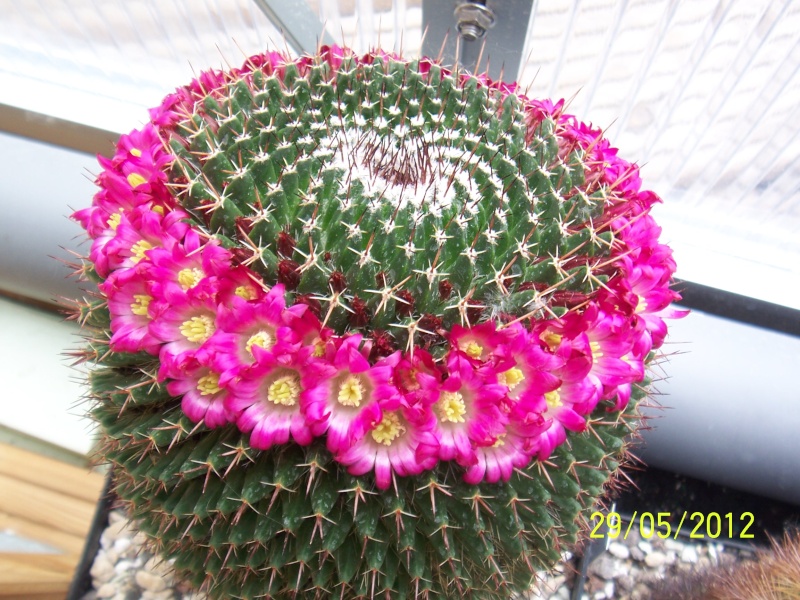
0,443,105,598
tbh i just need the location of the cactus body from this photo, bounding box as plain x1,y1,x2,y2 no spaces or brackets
71,46,682,599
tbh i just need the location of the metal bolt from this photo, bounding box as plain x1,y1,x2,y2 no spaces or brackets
454,1,496,41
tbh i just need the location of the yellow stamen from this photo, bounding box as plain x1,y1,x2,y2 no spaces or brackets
461,341,484,359
245,330,275,356
492,434,506,448
635,295,647,313
178,267,205,290
107,212,122,230
196,373,221,396
435,391,467,424
545,389,562,409
337,375,365,407
152,205,165,215
130,294,152,317
312,339,326,358
130,148,142,157
371,411,406,446
235,285,257,300
180,315,215,344
590,341,603,362
498,367,525,391
130,240,153,264
127,173,147,188
267,375,301,406
542,331,562,350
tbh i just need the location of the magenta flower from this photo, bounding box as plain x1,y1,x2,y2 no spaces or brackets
581,305,643,409
336,396,438,490
95,206,188,278
73,174,142,240
491,323,563,406
167,357,233,429
147,232,232,300
394,348,443,408
110,124,171,171
607,215,687,356
216,265,266,303
529,374,595,460
198,285,300,378
416,353,508,468
225,351,319,450
148,290,220,379
448,322,503,364
463,405,545,485
100,265,161,355
303,336,399,454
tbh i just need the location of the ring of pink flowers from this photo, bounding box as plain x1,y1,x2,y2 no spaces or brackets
73,46,683,490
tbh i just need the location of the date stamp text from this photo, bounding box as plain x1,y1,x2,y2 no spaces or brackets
590,511,755,540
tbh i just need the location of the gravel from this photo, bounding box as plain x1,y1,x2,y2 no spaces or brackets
81,510,756,600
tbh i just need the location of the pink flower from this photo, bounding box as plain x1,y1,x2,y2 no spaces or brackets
336,395,438,490
148,290,219,379
583,305,640,396
100,266,162,355
216,265,266,303
608,215,687,354
198,285,301,378
225,352,320,450
303,337,400,454
167,357,233,429
147,232,232,300
394,348,443,408
448,322,503,364
111,124,170,169
463,410,543,485
529,374,594,460
73,174,140,239
491,323,563,405
94,206,188,277
416,354,508,468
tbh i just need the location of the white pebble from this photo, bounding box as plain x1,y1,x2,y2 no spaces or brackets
681,546,699,563
114,559,134,575
637,541,653,554
663,538,684,552
607,542,630,559
141,590,174,600
145,556,175,580
113,537,132,556
644,551,667,568
95,582,117,599
89,552,115,583
136,569,168,592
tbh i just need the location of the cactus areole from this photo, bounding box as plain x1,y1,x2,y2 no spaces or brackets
72,46,683,599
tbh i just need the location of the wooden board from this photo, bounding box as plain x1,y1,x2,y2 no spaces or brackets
0,442,105,599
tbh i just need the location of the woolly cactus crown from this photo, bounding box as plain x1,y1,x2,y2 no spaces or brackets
72,46,681,599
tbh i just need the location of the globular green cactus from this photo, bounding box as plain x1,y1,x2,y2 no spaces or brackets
72,46,681,599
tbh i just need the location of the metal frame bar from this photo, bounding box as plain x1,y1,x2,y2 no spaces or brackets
0,103,116,157
251,0,335,55
421,0,535,81
676,280,800,338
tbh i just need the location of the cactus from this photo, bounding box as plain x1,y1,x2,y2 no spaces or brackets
71,46,682,599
